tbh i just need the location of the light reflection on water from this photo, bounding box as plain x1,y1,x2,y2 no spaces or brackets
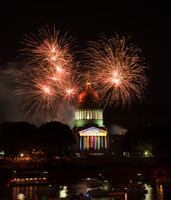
12,186,38,200
3,178,167,200
156,184,164,200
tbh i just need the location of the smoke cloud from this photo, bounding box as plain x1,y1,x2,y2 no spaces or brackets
0,62,76,128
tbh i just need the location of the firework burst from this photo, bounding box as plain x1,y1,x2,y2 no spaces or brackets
86,33,149,107
20,25,75,73
15,67,58,121
15,25,83,121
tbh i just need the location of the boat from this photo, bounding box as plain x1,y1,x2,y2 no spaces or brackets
86,174,106,182
125,187,147,195
86,174,105,188
87,180,103,188
87,188,109,197
124,174,147,195
158,178,171,185
108,188,125,197
7,170,49,186
36,185,60,194
62,193,91,200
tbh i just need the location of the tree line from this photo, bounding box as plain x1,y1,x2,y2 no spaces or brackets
123,123,171,157
1,120,171,159
0,121,75,160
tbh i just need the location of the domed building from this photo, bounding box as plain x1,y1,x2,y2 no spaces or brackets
73,75,108,153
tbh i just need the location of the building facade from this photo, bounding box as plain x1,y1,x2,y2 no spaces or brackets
73,76,108,153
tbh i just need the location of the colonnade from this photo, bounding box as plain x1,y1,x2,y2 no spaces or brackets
75,109,103,120
80,135,107,150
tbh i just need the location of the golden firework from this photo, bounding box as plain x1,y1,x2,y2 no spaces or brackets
86,32,149,107
15,25,83,121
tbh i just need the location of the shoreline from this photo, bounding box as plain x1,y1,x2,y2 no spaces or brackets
1,157,171,181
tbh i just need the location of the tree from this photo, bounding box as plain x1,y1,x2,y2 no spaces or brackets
123,124,171,157
0,121,37,160
36,121,75,158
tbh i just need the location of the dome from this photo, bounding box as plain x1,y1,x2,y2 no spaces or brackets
77,76,101,109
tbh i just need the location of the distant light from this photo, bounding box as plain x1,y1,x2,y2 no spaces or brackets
104,185,108,190
20,154,24,157
86,194,90,197
0,151,5,155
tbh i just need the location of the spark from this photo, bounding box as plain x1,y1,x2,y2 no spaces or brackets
43,86,51,94
60,72,84,102
112,78,120,85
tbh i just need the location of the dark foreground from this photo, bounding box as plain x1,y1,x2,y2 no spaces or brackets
0,157,171,200
1,157,171,181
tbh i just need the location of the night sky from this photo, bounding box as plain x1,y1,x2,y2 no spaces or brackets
0,1,170,129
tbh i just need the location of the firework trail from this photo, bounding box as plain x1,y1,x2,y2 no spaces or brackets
15,25,84,121
86,32,149,107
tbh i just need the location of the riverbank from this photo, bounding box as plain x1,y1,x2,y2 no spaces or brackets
1,157,171,181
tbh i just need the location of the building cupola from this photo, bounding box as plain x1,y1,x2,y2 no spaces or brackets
75,74,104,127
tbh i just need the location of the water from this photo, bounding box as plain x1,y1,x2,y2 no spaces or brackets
0,176,170,200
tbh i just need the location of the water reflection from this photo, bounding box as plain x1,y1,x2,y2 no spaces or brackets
59,186,67,198
156,184,164,200
16,193,25,200
12,186,38,200
6,177,168,200
144,184,153,200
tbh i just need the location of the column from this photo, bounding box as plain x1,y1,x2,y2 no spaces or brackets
80,136,82,150
94,136,96,150
87,136,89,150
101,136,104,148
90,136,92,148
105,136,107,149
79,110,81,120
98,136,100,150
93,110,95,119
85,110,87,119
83,136,86,150
90,110,92,119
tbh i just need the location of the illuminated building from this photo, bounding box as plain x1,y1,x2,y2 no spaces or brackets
73,75,108,152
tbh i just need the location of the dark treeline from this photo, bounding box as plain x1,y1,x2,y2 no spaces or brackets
0,121,171,160
123,123,171,157
0,121,75,160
